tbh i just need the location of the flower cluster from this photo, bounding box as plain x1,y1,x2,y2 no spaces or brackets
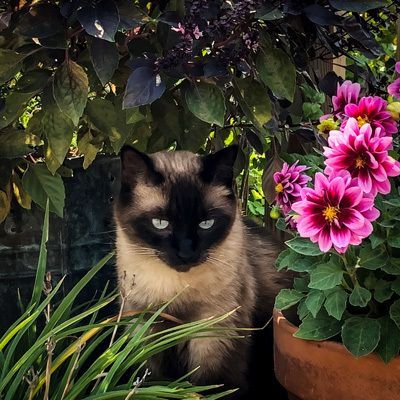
274,67,400,253
273,162,311,214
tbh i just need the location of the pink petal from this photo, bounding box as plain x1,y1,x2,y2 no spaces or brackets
318,227,333,252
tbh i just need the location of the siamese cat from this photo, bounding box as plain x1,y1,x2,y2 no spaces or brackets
114,145,291,398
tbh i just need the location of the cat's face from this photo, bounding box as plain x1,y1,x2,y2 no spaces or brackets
115,146,238,272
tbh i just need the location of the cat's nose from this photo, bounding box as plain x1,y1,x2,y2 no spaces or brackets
177,238,195,261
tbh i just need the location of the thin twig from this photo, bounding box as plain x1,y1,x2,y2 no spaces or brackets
60,344,85,400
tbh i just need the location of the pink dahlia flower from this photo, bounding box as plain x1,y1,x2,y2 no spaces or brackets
292,171,379,253
332,80,361,116
324,118,400,197
396,61,400,74
273,162,311,214
388,78,400,99
343,96,397,136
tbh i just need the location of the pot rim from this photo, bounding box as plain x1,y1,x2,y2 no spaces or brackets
273,308,398,362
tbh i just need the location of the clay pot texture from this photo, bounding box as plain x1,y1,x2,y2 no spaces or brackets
273,309,400,400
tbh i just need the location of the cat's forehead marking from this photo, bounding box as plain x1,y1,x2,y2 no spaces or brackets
134,184,166,210
152,151,201,176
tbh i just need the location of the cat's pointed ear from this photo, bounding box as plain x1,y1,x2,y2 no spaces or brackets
201,145,238,186
120,146,163,186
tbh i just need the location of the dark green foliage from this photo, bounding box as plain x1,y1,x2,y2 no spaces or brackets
0,0,396,221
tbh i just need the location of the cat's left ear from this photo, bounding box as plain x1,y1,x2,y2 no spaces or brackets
201,145,239,187
120,146,163,186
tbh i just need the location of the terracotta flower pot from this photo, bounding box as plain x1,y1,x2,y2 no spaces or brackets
273,309,400,400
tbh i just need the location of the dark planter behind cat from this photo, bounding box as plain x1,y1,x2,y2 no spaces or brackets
0,156,119,330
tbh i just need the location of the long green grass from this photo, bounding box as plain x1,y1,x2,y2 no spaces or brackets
0,201,235,399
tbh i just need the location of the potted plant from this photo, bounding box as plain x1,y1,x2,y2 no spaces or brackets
273,64,400,400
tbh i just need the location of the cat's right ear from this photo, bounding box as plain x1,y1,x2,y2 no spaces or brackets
120,146,163,187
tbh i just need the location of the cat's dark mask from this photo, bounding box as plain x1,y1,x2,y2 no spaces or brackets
115,146,239,272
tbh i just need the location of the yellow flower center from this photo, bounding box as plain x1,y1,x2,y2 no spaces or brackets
357,115,370,127
322,205,339,223
275,183,284,193
355,156,366,169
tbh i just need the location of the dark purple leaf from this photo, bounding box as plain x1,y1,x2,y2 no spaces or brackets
294,127,316,143
204,61,228,77
125,57,156,70
90,38,119,85
118,0,146,30
16,4,64,38
344,18,383,57
319,72,341,97
77,0,120,42
158,11,180,27
123,67,166,108
303,5,341,26
329,0,384,12
246,129,264,154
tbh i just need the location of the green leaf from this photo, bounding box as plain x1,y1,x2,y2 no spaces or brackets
256,37,296,101
234,78,271,132
293,277,309,293
276,217,286,231
0,92,36,129
391,278,400,296
376,316,400,363
305,290,325,318
297,299,310,320
53,59,89,125
369,233,385,249
390,299,400,330
185,82,226,127
302,102,323,120
78,131,103,169
29,199,49,308
42,106,74,174
12,174,31,210
349,284,371,307
125,107,146,125
289,257,318,272
324,288,348,320
359,245,388,270
382,258,400,275
15,69,52,93
285,237,323,256
0,186,11,223
179,112,210,152
388,234,400,248
341,317,381,357
0,49,27,85
86,98,131,153
294,311,342,341
308,263,344,290
275,249,299,271
0,130,40,158
274,289,304,310
374,279,393,303
22,163,65,217
300,84,325,104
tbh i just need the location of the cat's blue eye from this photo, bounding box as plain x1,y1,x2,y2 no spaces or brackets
199,219,215,229
152,219,169,229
